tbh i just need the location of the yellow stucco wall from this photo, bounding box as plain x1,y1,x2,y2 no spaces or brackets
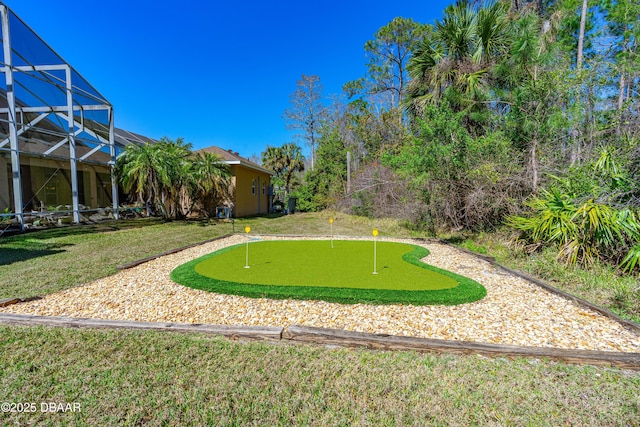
230,165,271,217
0,156,10,211
0,156,112,212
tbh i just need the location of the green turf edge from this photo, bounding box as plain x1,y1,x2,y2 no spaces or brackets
170,242,487,306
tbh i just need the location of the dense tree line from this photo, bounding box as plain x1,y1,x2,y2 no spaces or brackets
277,0,639,272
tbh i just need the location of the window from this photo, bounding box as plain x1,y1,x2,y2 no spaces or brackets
262,183,266,195
251,179,256,195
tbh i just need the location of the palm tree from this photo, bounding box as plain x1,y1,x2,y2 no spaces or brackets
261,143,305,201
116,142,162,216
404,0,509,118
494,8,561,192
154,138,193,219
190,151,231,217
117,137,199,219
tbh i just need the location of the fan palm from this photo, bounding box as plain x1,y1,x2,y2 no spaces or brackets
117,137,198,219
116,142,163,216
405,0,509,117
261,143,305,200
190,152,231,217
155,138,193,219
508,190,640,271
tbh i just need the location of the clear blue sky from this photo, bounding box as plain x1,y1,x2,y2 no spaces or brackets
7,0,452,159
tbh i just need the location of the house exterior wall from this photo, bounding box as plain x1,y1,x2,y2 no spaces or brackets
0,155,112,212
230,165,271,217
3,152,272,218
0,156,9,211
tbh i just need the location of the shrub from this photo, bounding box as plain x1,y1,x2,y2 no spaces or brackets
507,190,640,273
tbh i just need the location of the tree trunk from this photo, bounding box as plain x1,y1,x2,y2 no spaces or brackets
570,128,580,166
346,150,351,195
586,84,594,159
576,0,588,70
310,136,315,170
618,72,626,111
531,133,539,192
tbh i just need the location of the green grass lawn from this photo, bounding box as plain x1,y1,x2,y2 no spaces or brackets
1,326,638,426
172,240,486,305
0,218,233,299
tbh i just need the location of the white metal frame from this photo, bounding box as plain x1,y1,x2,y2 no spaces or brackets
0,4,118,229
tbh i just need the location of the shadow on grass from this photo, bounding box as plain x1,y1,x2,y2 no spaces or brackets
0,247,67,266
0,215,265,245
237,213,287,220
0,218,167,243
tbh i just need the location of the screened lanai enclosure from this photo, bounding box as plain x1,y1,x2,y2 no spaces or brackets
0,1,133,230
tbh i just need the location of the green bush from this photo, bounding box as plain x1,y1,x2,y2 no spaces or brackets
507,190,640,273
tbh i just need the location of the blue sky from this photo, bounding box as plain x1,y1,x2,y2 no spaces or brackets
8,0,452,159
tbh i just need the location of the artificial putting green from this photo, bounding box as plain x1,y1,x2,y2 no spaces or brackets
171,240,487,305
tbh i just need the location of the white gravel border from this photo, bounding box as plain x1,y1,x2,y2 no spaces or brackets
2,235,640,353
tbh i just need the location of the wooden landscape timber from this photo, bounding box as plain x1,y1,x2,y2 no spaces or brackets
0,297,40,308
0,313,283,341
116,234,233,270
0,298,20,308
0,313,638,370
284,325,640,370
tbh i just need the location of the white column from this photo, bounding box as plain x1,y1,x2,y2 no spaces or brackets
1,5,23,229
65,66,79,223
109,107,119,219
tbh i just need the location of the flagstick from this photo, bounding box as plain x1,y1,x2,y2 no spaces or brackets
373,237,377,274
331,221,334,248
329,217,334,248
244,226,251,268
245,239,249,268
372,228,379,274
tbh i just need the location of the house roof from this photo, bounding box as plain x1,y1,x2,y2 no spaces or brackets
114,128,158,147
198,146,273,175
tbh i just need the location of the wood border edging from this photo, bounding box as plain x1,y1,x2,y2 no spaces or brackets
0,313,638,370
0,296,41,308
116,234,233,270
0,298,21,307
0,313,283,341
283,325,640,370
